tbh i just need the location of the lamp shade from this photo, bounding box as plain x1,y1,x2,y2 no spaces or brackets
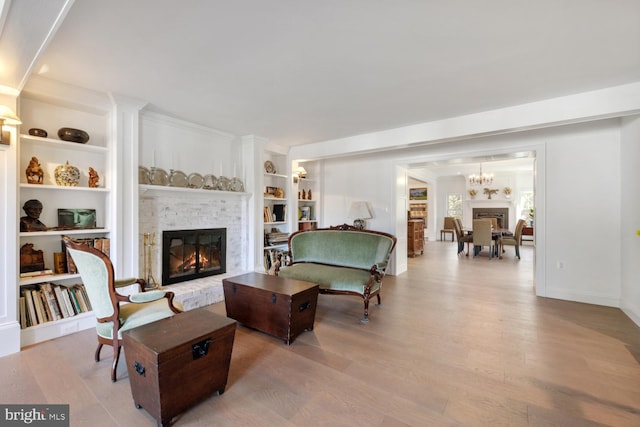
348,201,372,220
0,105,22,125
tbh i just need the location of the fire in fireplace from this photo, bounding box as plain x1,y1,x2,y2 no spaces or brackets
162,228,226,285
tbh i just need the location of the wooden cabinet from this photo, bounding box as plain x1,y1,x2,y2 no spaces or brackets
408,220,424,257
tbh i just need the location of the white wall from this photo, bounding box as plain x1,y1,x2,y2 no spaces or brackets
543,120,621,306
620,116,640,324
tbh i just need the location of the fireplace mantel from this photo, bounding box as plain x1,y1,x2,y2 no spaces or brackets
465,199,514,206
139,184,249,198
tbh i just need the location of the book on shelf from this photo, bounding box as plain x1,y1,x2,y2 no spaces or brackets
272,204,286,222
20,269,54,278
61,288,77,317
19,297,27,329
22,289,38,327
40,283,63,321
52,285,70,318
32,288,47,324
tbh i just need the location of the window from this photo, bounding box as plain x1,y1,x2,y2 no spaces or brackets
447,193,462,219
519,191,534,222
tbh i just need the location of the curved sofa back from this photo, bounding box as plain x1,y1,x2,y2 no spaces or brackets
289,229,396,270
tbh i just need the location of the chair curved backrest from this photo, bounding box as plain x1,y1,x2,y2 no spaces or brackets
443,217,455,230
514,218,526,241
452,217,462,239
65,243,117,320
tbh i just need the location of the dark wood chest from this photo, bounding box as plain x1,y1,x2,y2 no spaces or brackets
408,219,424,257
223,272,319,344
122,308,236,427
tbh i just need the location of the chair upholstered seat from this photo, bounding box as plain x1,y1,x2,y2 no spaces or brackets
64,236,182,382
96,298,182,340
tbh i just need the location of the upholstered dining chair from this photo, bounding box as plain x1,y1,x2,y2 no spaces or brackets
499,218,526,259
63,236,182,382
453,218,472,256
440,217,455,241
472,219,496,259
487,217,498,230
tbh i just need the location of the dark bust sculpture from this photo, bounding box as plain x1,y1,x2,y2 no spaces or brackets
20,199,48,232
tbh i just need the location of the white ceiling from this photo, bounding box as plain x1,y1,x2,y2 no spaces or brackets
16,0,640,149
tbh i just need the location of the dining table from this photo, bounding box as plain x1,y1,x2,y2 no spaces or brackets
462,228,513,257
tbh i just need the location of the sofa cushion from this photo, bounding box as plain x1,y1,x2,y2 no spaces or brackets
279,263,379,294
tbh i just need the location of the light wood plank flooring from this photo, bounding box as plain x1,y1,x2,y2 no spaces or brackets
2,241,640,426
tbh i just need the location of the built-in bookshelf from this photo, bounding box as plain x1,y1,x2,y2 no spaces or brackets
17,85,113,346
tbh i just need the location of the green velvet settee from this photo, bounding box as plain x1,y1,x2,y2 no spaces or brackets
276,225,397,322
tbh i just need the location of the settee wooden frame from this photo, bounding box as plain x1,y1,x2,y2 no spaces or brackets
276,224,397,322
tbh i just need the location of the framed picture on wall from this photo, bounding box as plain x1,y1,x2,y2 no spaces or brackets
409,187,428,200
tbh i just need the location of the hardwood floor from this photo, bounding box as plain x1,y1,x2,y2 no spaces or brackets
2,241,640,426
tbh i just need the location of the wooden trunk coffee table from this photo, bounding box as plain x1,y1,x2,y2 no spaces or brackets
222,272,319,345
123,308,236,427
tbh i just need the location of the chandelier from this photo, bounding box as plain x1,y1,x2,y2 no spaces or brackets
469,163,493,186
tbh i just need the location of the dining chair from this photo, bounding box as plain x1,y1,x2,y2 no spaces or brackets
453,218,472,256
487,217,498,230
63,236,183,382
499,218,526,259
472,219,496,259
440,217,455,241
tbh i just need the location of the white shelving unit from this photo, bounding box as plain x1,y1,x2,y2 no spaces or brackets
262,154,290,271
294,161,321,231
17,91,112,347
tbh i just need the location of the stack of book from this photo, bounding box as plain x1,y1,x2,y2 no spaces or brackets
265,232,289,247
19,283,93,329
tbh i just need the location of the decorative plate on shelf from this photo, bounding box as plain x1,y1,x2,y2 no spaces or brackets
230,177,245,192
264,160,276,174
149,167,169,186
203,174,218,190
217,176,231,191
139,166,150,184
188,173,204,189
169,170,188,187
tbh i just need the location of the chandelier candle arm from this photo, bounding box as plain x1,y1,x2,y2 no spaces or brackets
469,163,493,186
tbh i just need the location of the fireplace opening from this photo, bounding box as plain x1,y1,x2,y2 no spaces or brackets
162,228,226,285
472,208,509,230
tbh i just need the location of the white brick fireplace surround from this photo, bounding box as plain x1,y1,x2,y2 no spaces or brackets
138,188,250,310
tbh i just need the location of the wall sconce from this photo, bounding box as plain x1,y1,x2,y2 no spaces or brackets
0,105,22,145
293,166,307,183
348,201,373,230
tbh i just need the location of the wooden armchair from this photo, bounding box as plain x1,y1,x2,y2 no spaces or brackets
63,236,182,382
